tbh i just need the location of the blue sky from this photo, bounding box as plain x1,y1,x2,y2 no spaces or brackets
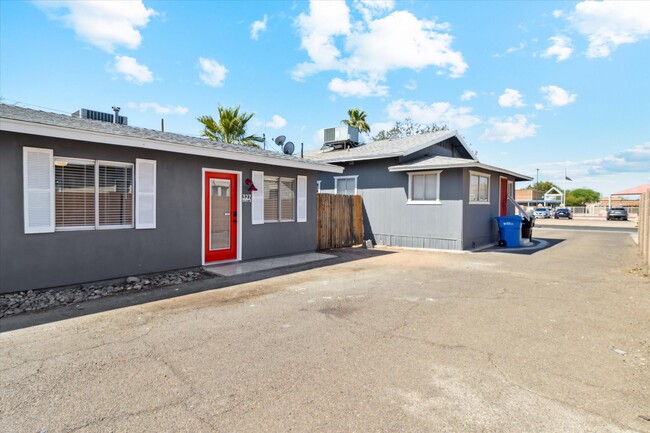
1,0,649,196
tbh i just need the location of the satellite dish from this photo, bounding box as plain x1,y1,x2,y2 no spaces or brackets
275,135,286,146
283,141,295,155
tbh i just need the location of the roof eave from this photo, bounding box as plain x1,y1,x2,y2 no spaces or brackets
1,118,344,174
388,161,533,181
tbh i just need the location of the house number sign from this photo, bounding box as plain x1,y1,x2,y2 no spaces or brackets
242,194,252,202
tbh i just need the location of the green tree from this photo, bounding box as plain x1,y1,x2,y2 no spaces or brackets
566,188,600,206
341,108,371,133
198,105,264,147
372,118,448,141
526,181,559,194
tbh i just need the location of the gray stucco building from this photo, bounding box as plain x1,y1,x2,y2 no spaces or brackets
310,130,532,250
0,104,342,293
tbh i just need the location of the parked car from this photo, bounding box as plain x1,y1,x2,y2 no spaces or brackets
554,208,573,219
606,207,628,221
534,207,551,219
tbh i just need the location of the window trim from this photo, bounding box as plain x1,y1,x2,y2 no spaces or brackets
469,170,491,205
53,156,134,231
406,170,442,205
334,175,358,195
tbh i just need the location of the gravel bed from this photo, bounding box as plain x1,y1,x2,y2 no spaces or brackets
0,269,215,319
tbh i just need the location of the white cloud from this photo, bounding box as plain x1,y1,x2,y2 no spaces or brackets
540,85,577,107
534,103,544,110
128,102,188,115
266,115,287,129
493,41,526,58
293,0,351,81
293,2,467,88
404,80,417,91
250,14,268,40
498,88,526,108
113,55,153,84
199,57,228,87
328,77,389,97
35,0,156,52
552,10,564,18
535,142,650,176
460,90,477,101
386,99,481,130
541,35,573,62
480,115,538,143
586,142,650,175
354,0,395,22
570,0,650,58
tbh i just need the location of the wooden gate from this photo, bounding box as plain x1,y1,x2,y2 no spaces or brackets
316,193,364,250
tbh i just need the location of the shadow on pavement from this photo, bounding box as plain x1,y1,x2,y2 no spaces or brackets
478,238,565,255
0,247,394,333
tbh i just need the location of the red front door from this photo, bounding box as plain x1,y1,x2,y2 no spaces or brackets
500,177,508,216
204,171,238,263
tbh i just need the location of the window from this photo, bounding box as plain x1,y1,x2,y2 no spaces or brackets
54,157,133,230
407,171,441,204
23,147,153,234
469,171,490,204
334,176,357,195
264,176,295,222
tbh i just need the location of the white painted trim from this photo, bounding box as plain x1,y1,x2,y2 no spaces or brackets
297,175,307,223
135,159,156,229
23,147,55,234
334,175,358,195
251,170,265,225
201,168,243,266
2,118,344,173
407,170,441,204
469,170,491,205
316,180,321,193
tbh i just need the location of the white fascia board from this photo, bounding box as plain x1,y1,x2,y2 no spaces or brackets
311,152,403,164
389,161,532,181
1,118,344,174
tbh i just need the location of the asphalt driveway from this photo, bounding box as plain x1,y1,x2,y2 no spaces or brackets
1,227,648,432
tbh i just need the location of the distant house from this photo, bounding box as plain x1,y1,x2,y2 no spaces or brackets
0,104,343,293
310,129,532,250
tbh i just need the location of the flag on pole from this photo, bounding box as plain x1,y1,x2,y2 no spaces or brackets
565,170,572,181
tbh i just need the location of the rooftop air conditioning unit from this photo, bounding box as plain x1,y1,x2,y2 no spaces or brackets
72,108,128,125
323,125,359,149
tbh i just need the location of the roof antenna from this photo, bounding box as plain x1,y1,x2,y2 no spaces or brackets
112,106,120,124
161,118,165,132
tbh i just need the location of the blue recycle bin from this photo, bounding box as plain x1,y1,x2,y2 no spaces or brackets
495,215,522,248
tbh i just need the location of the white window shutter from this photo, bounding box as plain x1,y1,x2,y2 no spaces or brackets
23,147,55,234
135,159,156,229
297,175,307,222
251,170,264,225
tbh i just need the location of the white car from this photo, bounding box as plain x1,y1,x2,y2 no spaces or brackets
534,207,551,218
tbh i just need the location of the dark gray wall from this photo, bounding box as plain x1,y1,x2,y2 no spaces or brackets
461,169,516,249
400,138,471,164
318,158,464,250
0,132,318,293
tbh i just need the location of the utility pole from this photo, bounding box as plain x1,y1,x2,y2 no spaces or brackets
536,168,539,185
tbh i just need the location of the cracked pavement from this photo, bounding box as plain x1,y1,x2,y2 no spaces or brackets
1,227,649,432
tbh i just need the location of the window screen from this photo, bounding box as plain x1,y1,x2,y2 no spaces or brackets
55,159,95,228
264,176,279,222
411,173,438,201
98,163,133,227
280,178,295,221
470,173,490,203
336,177,356,195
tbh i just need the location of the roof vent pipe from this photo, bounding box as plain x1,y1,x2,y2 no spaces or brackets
112,106,121,124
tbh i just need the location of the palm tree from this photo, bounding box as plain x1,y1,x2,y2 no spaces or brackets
341,108,370,133
198,105,264,147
